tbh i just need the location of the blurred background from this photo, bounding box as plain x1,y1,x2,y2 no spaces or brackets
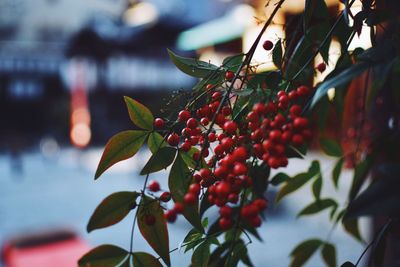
0,0,371,266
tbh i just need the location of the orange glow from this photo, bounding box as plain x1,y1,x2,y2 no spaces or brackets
70,123,91,148
71,108,91,125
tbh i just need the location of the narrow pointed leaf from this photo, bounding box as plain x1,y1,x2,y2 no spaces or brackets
168,49,219,78
290,239,322,267
169,152,203,231
147,132,166,154
320,138,343,157
343,218,364,243
137,196,170,266
87,191,140,232
132,252,163,267
297,199,337,217
272,39,283,68
120,256,132,267
140,147,176,175
332,158,344,189
270,172,290,186
276,173,313,202
124,96,154,130
321,243,336,267
191,241,210,267
78,245,128,267
95,130,148,179
312,175,322,200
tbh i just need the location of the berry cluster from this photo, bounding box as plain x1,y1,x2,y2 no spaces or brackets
152,80,313,230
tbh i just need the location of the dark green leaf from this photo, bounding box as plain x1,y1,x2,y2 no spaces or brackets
119,256,132,267
225,241,248,267
290,239,322,267
298,199,337,217
147,132,166,154
140,147,177,175
202,218,209,228
137,196,170,266
124,96,154,130
132,252,162,267
191,241,210,267
270,172,290,186
341,261,356,267
182,229,203,252
272,39,283,68
223,54,244,72
312,175,322,200
87,191,140,232
321,243,337,267
286,145,306,159
180,147,207,169
249,164,270,197
78,245,128,267
169,152,203,231
310,62,374,108
332,158,344,189
373,221,391,267
342,218,364,243
349,157,373,201
320,138,343,157
168,49,219,78
95,130,148,179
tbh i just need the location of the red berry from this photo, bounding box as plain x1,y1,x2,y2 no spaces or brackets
216,182,231,198
167,133,180,146
200,168,212,179
214,144,225,156
263,40,274,51
144,214,156,226
293,117,309,130
160,192,171,202
269,130,282,143
206,84,214,90
292,134,304,146
184,193,197,205
200,117,209,126
233,162,248,175
247,111,259,122
225,71,235,80
227,193,239,203
290,105,302,117
214,166,228,179
208,132,217,142
221,137,234,151
253,198,268,211
297,85,310,97
219,217,233,230
240,205,258,218
186,118,198,129
154,118,165,128
232,147,248,162
192,151,201,161
288,91,298,100
317,62,326,73
212,91,222,101
222,106,231,116
248,215,262,227
173,202,184,214
189,183,201,195
148,181,160,192
253,103,266,115
268,156,280,169
219,206,233,218
223,121,238,134
178,110,191,121
164,210,177,223
180,141,191,152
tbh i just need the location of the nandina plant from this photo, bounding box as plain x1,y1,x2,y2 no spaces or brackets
79,0,400,266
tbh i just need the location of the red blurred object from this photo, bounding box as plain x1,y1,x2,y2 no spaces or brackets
1,229,90,267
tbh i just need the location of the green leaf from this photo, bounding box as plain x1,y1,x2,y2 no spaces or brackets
342,218,364,243
310,62,373,108
223,54,244,72
137,196,170,266
320,138,343,157
167,49,219,78
180,147,207,169
225,241,248,267
147,132,166,154
140,147,177,175
191,241,210,267
95,130,148,179
312,175,322,200
272,39,283,68
119,255,132,267
169,153,203,231
124,96,154,130
341,261,356,267
290,239,322,267
182,228,203,252
276,163,318,203
249,164,270,197
373,221,391,267
78,245,128,267
349,157,373,201
332,158,344,189
298,199,337,217
87,191,140,232
132,252,162,267
200,191,212,217
270,172,290,186
321,243,337,267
